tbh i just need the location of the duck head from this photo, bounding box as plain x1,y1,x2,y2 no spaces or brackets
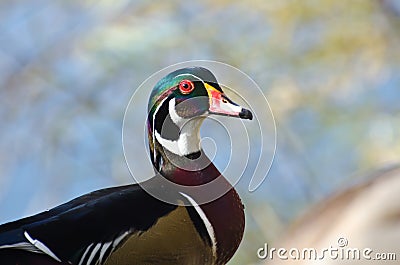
147,67,252,175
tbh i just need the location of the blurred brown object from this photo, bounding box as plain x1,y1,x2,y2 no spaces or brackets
264,165,400,265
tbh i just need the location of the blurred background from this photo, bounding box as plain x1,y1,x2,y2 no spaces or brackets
0,1,399,264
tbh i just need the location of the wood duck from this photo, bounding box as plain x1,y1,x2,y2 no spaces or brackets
0,67,253,265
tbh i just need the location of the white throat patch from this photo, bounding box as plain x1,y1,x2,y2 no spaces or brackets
154,98,204,156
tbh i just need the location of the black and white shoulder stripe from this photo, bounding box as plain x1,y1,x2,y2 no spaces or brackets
179,192,217,259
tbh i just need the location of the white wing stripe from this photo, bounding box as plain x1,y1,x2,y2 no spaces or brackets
179,192,218,259
77,231,131,265
0,242,42,253
24,231,62,262
87,243,101,265
112,231,130,249
98,241,112,264
78,243,93,265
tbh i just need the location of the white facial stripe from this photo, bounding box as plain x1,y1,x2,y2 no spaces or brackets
174,73,204,83
153,98,203,156
154,119,203,156
155,131,180,155
152,96,169,161
179,192,217,259
168,98,184,126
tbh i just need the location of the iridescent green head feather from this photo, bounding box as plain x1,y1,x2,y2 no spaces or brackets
147,67,220,118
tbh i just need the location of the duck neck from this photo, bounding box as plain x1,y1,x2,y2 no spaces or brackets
148,98,212,182
154,117,204,158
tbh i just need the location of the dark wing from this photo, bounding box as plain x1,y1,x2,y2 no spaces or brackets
0,184,177,265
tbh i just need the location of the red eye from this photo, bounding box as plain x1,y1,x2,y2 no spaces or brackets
178,80,194,94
